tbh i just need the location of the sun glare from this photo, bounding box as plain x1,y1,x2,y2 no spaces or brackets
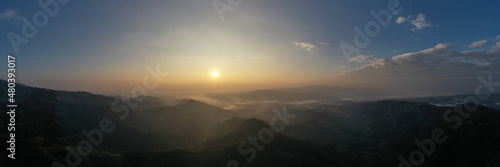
212,71,218,78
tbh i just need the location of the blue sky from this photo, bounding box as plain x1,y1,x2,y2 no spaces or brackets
0,0,499,95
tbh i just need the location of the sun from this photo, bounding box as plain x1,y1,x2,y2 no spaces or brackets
212,71,218,78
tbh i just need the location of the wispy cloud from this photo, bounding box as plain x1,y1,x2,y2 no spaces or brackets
317,42,329,45
396,13,433,31
410,14,432,31
469,40,488,48
488,42,500,55
349,55,378,63
294,41,328,51
496,35,500,41
0,9,17,20
396,17,406,24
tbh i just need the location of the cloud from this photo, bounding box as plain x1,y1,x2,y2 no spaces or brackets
397,14,433,31
410,14,432,31
317,42,329,45
294,41,327,51
0,9,17,20
396,17,406,24
469,40,488,48
496,35,500,41
488,42,500,55
337,40,500,95
349,55,377,63
294,42,316,51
